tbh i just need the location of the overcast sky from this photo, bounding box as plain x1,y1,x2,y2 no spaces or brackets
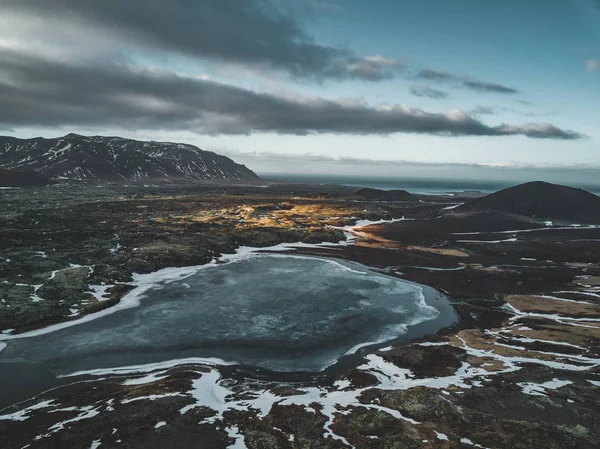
1,0,599,175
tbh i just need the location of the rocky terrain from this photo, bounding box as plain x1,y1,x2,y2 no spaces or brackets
0,134,260,181
1,181,599,449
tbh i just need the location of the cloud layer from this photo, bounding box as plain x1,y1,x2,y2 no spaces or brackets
2,0,401,82
409,85,448,99
0,0,583,141
3,0,523,94
417,70,519,94
0,45,581,140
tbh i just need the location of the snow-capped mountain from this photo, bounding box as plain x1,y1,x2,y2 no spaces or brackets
0,134,259,181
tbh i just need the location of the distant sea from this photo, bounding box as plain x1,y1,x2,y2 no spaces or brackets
262,173,600,196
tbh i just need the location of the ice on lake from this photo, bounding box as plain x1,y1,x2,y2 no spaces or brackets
0,255,456,373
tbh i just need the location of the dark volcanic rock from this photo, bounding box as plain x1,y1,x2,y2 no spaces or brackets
0,134,260,182
331,407,424,448
359,386,463,427
453,181,600,223
355,187,416,201
0,168,56,187
377,344,467,378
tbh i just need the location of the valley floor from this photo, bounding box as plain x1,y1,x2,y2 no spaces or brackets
1,181,599,449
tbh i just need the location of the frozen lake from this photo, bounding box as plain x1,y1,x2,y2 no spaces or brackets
0,255,456,374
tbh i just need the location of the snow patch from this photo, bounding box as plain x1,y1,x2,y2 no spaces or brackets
434,430,449,441
518,378,573,396
122,372,168,386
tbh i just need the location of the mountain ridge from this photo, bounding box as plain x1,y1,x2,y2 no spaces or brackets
0,134,260,182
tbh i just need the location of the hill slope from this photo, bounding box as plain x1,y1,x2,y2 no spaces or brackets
0,168,56,187
453,181,600,223
0,134,259,182
356,188,416,201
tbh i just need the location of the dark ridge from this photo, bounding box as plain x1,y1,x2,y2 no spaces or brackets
0,134,260,182
0,168,57,187
356,187,416,201
453,181,600,224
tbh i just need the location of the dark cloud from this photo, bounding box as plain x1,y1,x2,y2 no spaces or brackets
409,85,448,99
471,106,495,115
471,105,557,118
0,48,581,140
462,80,518,94
417,70,457,82
416,69,519,94
2,0,400,82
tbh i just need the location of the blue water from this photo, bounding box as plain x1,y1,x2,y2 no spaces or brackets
262,173,600,196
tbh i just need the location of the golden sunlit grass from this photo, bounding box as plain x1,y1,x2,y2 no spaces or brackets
406,246,470,258
173,200,361,232
447,329,560,364
507,319,600,347
507,295,600,317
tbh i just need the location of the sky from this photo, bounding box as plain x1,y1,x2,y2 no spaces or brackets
1,0,599,177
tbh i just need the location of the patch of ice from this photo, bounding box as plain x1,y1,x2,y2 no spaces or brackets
350,217,407,228
504,302,600,324
48,264,84,280
30,284,44,302
154,421,166,429
460,437,491,448
88,284,112,302
61,357,237,378
334,379,351,390
456,238,518,244
225,426,247,448
442,203,464,210
90,440,101,449
0,400,54,422
537,294,596,305
110,235,122,255
518,378,573,396
454,225,598,236
434,430,449,441
179,370,231,418
122,372,168,386
121,393,184,404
